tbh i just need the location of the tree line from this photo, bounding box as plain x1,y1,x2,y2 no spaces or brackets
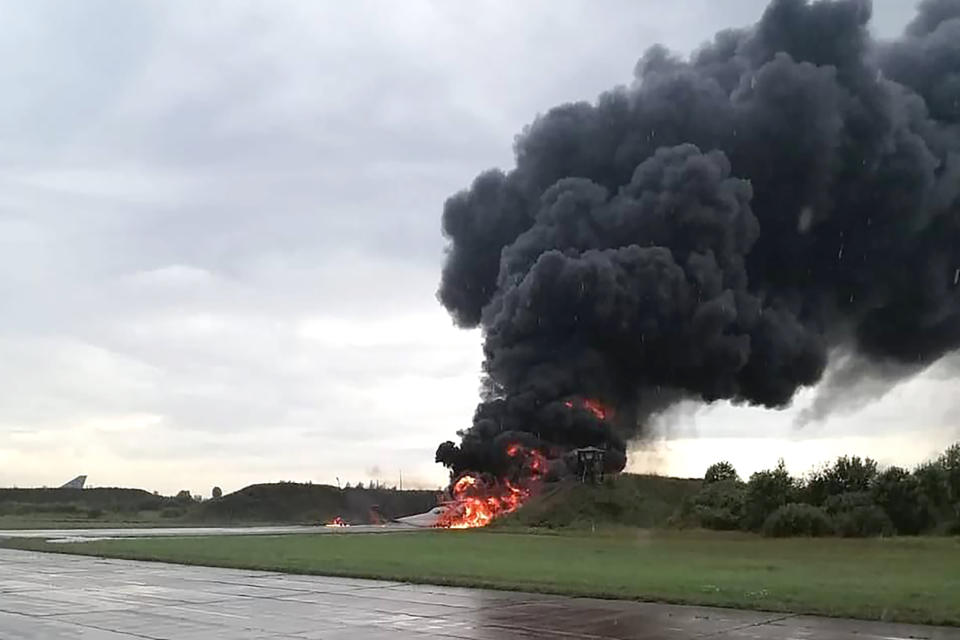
675,443,960,537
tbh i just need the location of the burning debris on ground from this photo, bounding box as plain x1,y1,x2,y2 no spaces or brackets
435,444,547,529
435,0,960,526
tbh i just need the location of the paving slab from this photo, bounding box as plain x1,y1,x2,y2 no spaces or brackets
0,548,957,639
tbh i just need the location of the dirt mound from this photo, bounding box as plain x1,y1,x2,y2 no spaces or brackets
497,474,701,529
0,487,171,514
194,482,438,524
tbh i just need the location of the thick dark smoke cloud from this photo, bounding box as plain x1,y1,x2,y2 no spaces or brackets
436,0,960,478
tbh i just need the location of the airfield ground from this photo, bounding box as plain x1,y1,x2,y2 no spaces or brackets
6,548,960,639
4,528,958,626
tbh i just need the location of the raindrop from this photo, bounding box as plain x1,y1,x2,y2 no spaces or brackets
837,243,844,260
954,268,959,286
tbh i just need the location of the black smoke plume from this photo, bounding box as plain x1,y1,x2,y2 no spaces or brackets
436,0,960,479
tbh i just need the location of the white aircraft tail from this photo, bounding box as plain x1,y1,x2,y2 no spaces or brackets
60,475,87,489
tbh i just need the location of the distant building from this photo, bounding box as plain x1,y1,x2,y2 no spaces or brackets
60,475,87,489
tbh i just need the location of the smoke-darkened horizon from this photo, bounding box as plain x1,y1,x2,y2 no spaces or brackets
436,0,960,478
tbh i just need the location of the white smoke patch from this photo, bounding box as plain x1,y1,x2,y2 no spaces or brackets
642,398,703,440
624,398,704,476
625,439,671,476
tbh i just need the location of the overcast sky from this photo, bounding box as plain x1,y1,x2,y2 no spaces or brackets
1,0,954,495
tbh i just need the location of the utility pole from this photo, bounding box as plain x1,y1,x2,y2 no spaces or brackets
399,470,403,491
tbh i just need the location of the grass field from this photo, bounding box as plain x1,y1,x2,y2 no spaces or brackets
5,529,959,625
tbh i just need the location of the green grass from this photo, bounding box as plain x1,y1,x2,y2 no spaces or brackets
5,529,959,625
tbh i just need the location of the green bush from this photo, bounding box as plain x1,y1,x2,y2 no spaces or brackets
833,505,894,537
743,460,796,531
804,456,878,506
914,461,948,500
873,467,935,534
822,491,873,515
704,461,740,484
939,444,960,522
677,479,745,530
691,505,742,530
821,491,893,537
762,503,833,537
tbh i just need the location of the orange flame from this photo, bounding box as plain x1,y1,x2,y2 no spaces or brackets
436,444,547,529
564,398,611,420
583,399,608,420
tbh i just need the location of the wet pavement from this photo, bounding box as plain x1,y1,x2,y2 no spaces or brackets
1,548,958,639
0,524,419,542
